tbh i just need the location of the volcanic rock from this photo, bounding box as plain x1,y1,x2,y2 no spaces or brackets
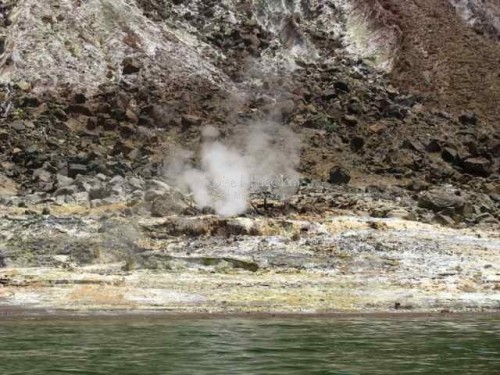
151,194,189,217
334,81,349,93
463,157,493,176
328,166,351,185
68,164,88,178
441,148,459,164
459,112,478,126
418,189,466,212
122,57,142,75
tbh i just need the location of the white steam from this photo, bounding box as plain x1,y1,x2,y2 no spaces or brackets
167,122,301,217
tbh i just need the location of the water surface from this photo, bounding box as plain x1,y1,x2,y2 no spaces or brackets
0,315,498,374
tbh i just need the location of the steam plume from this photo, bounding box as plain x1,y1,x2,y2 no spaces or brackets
166,121,301,217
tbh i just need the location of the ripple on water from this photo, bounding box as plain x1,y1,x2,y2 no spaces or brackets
0,317,498,374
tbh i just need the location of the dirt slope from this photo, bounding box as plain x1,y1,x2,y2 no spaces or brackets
363,0,500,125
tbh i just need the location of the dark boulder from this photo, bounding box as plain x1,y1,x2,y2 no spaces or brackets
73,93,87,104
441,147,459,164
463,157,492,176
181,115,201,130
241,34,261,48
321,89,337,100
343,115,358,126
350,136,365,152
459,112,478,126
67,104,93,116
334,80,349,93
328,166,351,185
488,141,500,158
68,164,88,178
426,139,442,153
119,124,136,138
402,139,425,153
347,98,363,114
122,57,142,75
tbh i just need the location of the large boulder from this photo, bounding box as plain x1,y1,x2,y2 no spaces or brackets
151,193,190,217
328,166,351,185
463,157,493,176
0,174,18,198
418,189,466,212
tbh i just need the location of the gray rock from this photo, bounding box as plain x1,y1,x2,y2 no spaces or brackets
128,177,144,191
343,115,358,126
130,190,145,200
434,214,455,227
109,175,125,186
476,213,500,225
55,194,74,204
418,189,465,212
150,193,189,217
145,189,164,202
90,199,104,208
102,197,121,205
0,174,18,197
147,179,172,193
54,185,77,197
386,209,413,220
89,186,111,200
110,186,125,198
9,120,26,131
57,174,74,188
33,168,52,182
74,192,90,203
78,181,93,193
96,173,108,182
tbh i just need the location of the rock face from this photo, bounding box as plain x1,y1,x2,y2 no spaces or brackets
0,0,497,197
450,0,500,41
351,0,500,125
0,0,230,94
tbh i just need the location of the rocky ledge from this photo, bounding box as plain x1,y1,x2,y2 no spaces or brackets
1,178,499,314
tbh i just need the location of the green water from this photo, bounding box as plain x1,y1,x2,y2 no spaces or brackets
0,316,499,374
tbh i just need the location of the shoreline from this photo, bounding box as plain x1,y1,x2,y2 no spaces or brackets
1,306,499,321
